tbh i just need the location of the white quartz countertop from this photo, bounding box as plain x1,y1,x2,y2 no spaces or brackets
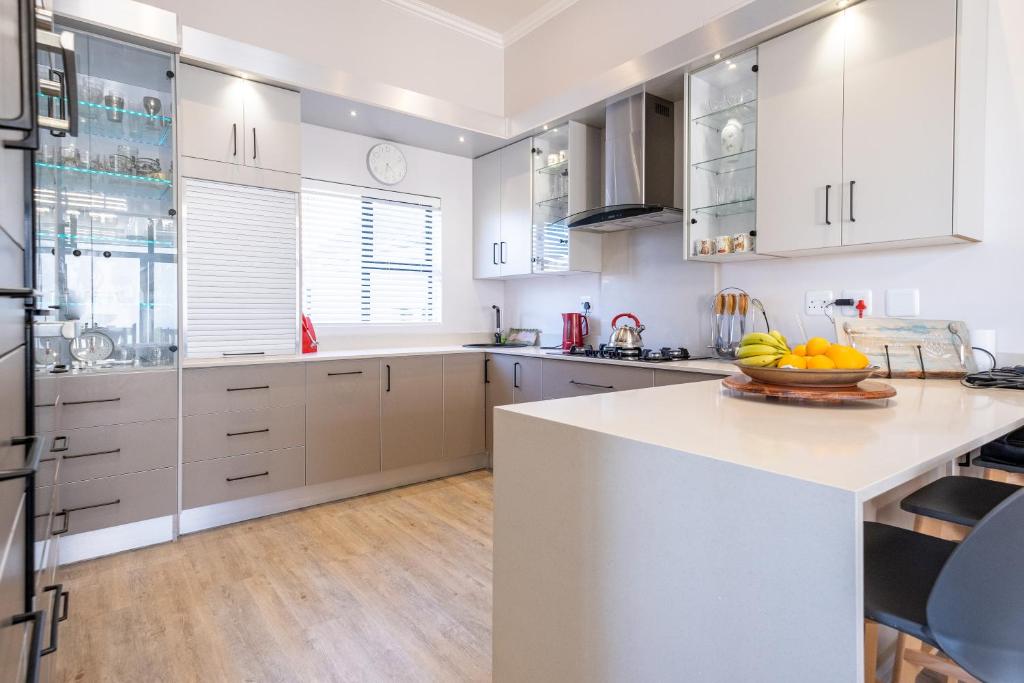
182,344,736,375
497,376,1024,501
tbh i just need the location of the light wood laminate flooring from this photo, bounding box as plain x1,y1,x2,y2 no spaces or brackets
55,471,493,682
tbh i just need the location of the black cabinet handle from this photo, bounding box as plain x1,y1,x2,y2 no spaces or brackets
0,435,43,482
51,511,69,536
849,180,856,222
825,184,832,226
226,428,269,437
0,0,34,132
500,242,508,264
385,364,391,392
0,287,35,298
223,351,265,357
226,471,269,482
226,385,269,392
49,436,68,453
62,397,119,406
327,371,363,376
484,358,490,384
492,242,498,265
514,362,521,389
12,610,43,683
64,448,119,460
569,380,614,390
252,128,257,160
232,123,237,156
41,584,64,656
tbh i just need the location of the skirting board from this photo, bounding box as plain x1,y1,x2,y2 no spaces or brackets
178,453,489,534
44,516,176,566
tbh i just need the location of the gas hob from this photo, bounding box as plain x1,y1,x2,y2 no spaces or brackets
554,344,695,363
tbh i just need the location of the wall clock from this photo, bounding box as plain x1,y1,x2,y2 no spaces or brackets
367,142,407,185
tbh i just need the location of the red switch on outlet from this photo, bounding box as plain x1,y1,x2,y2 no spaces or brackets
855,299,867,319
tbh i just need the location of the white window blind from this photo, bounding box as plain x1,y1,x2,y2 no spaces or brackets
301,179,441,325
184,178,298,358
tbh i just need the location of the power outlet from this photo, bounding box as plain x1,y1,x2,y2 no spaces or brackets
579,296,592,314
840,289,873,317
805,290,834,316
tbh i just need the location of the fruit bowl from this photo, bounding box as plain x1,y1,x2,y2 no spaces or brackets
734,363,880,388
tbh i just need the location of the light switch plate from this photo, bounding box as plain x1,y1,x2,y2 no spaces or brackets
885,289,920,316
840,289,872,317
805,290,834,316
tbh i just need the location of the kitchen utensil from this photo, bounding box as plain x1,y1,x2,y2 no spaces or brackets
723,373,896,403
69,329,115,364
142,95,161,117
608,313,645,349
724,293,737,352
562,312,589,350
733,364,883,389
738,293,749,344
713,292,725,354
104,91,125,122
301,313,319,354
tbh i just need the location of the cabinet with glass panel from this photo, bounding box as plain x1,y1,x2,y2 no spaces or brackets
687,49,767,261
34,28,177,372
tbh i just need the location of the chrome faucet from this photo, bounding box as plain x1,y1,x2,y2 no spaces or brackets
492,305,502,344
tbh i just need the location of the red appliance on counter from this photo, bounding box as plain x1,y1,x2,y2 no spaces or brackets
301,313,319,354
561,312,589,350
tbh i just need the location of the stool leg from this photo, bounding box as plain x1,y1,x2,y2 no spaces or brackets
864,620,879,683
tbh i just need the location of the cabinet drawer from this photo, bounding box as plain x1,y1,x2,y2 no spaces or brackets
541,360,653,400
0,348,26,471
35,375,58,433
183,364,304,416
58,371,176,428
37,419,177,486
36,467,177,536
305,359,380,485
0,487,29,682
184,404,304,463
653,370,722,387
182,446,305,509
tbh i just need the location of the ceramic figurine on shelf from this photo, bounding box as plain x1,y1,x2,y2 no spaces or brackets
720,117,745,155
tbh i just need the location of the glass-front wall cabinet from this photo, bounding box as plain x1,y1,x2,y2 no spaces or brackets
34,29,177,372
688,48,759,260
531,126,571,273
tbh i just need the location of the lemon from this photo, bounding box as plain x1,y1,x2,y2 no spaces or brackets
777,354,807,369
792,344,807,357
806,337,831,357
806,355,837,370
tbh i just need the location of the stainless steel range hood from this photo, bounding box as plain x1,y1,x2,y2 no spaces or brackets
559,92,685,233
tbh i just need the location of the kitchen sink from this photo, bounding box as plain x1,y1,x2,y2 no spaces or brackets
461,342,530,348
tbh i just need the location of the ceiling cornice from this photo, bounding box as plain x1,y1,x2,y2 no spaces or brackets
378,0,580,49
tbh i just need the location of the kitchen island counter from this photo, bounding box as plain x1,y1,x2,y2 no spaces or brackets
492,377,1024,682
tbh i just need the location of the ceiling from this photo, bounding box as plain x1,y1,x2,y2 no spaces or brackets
421,0,555,33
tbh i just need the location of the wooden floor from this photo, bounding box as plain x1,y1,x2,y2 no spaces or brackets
55,471,494,682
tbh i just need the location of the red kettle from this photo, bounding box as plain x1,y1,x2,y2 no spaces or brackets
561,312,589,350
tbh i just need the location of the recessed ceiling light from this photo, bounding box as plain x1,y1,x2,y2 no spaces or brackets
728,63,737,70
714,53,721,60
458,136,465,143
543,124,549,131
836,0,849,6
349,110,357,117
552,128,558,133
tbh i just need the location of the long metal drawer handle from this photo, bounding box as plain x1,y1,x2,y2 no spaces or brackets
62,499,120,516
62,397,120,406
226,428,269,437
41,584,63,656
223,351,264,357
64,448,120,460
226,471,269,482
226,385,270,392
12,610,43,683
327,371,363,376
569,380,614,390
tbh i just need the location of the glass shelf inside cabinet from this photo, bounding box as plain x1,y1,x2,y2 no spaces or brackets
692,149,756,176
692,100,757,132
536,194,569,209
536,160,568,175
690,198,756,218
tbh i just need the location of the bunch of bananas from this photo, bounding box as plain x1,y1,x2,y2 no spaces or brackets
736,331,791,367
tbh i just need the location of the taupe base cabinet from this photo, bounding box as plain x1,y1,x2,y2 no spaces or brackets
381,356,444,470
305,359,381,485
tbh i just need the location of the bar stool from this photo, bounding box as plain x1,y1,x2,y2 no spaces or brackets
972,426,1024,485
876,476,1022,682
864,489,1024,683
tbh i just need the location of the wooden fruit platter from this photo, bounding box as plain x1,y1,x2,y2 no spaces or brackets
722,374,897,404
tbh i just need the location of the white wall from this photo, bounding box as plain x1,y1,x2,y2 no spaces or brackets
719,0,1024,358
504,225,716,352
301,124,503,349
140,0,504,116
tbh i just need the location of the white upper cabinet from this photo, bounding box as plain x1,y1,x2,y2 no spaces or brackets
178,64,301,177
178,64,245,166
498,138,534,277
756,12,845,253
473,151,502,279
756,0,983,256
242,79,302,175
840,0,956,246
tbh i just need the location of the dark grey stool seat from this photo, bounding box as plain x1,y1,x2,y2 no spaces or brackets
974,426,1024,474
863,521,956,645
900,476,1021,527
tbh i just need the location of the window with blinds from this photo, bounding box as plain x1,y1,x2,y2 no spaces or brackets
184,178,298,358
301,180,441,325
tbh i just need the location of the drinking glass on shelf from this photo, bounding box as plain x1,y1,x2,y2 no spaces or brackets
82,77,104,120
104,89,124,123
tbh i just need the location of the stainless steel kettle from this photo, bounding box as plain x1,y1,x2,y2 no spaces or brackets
608,313,645,348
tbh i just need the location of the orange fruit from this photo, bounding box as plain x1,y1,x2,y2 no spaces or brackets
825,345,858,369
806,355,837,369
792,344,807,357
806,337,831,356
851,349,871,369
777,354,807,369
